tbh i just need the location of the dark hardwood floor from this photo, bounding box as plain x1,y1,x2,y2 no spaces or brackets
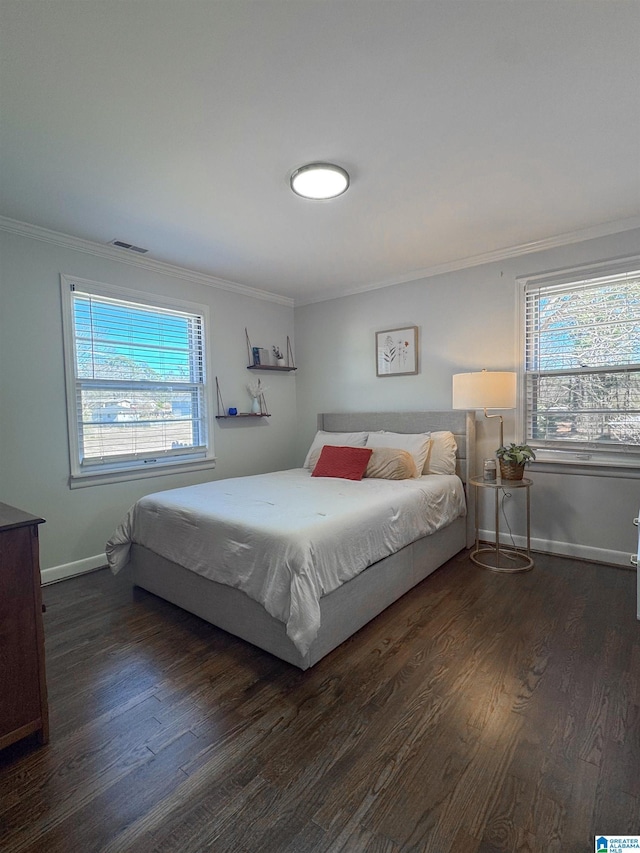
1,550,638,852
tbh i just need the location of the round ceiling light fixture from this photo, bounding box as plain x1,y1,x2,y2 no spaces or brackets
290,162,350,200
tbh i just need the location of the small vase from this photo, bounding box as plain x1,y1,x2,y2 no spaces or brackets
277,358,286,368
251,396,261,414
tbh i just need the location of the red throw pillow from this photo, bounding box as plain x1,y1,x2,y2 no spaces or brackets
311,445,373,481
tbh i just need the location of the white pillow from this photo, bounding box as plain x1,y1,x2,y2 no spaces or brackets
365,432,431,474
303,431,368,468
424,430,457,475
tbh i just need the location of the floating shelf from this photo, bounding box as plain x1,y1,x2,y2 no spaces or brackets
216,413,271,419
246,328,296,370
216,376,269,419
247,364,296,372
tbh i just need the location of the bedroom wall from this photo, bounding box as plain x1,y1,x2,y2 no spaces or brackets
0,226,298,580
294,227,640,568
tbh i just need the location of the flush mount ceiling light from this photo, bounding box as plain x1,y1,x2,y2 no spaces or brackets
290,162,350,199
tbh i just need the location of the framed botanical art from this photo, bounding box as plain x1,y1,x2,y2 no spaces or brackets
375,326,419,376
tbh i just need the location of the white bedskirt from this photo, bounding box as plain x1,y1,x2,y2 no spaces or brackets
106,469,466,654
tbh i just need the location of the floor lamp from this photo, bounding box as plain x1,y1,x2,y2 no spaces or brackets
452,370,517,449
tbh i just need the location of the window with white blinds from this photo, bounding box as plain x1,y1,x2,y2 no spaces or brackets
523,266,640,465
61,276,214,483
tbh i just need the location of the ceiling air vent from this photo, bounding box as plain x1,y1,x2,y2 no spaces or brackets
108,239,149,254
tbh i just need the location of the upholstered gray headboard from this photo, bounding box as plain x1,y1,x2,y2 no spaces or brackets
317,410,475,482
317,410,476,547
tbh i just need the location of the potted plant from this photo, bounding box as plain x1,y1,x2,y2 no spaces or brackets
496,443,536,480
272,345,286,367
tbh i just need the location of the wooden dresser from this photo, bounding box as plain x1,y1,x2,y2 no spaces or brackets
0,503,48,750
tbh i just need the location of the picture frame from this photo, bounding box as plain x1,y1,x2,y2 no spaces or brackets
375,326,419,376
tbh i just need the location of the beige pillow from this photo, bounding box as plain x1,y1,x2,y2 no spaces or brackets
365,431,431,473
365,447,418,479
423,430,458,474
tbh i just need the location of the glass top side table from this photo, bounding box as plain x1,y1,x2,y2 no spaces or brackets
469,476,533,572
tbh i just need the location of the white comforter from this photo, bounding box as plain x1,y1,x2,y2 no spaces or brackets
106,468,465,654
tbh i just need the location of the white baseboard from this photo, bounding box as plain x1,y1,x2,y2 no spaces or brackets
41,535,635,589
41,553,108,585
478,529,634,569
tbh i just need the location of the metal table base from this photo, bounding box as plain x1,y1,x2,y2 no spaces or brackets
470,477,533,573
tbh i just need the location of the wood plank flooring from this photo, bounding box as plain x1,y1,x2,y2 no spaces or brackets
0,551,638,852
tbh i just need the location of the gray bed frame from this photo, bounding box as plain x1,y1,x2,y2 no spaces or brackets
131,411,476,669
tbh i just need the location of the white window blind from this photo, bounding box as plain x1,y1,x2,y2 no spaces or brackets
61,276,213,482
523,267,640,464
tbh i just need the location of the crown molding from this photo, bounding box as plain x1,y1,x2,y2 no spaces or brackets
0,216,294,307
3,212,638,310
295,215,640,306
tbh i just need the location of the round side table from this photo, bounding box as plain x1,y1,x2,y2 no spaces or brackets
470,476,533,573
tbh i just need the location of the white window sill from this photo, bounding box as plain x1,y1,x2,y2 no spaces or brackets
69,457,216,488
530,452,640,479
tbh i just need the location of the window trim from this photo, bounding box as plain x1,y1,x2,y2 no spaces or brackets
516,254,640,471
60,274,216,487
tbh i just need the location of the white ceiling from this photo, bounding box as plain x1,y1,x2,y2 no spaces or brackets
1,1,639,305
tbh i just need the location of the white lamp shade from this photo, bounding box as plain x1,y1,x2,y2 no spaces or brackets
452,371,517,410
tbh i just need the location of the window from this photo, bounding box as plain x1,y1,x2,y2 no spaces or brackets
61,276,214,485
521,263,640,467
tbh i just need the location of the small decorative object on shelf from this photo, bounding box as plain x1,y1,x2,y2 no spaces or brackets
496,443,536,480
247,377,268,414
245,328,296,371
272,345,286,367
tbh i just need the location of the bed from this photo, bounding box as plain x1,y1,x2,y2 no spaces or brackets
107,411,476,669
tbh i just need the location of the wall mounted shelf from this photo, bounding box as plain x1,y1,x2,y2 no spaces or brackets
247,364,296,372
215,413,271,420
245,328,296,371
216,377,269,419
